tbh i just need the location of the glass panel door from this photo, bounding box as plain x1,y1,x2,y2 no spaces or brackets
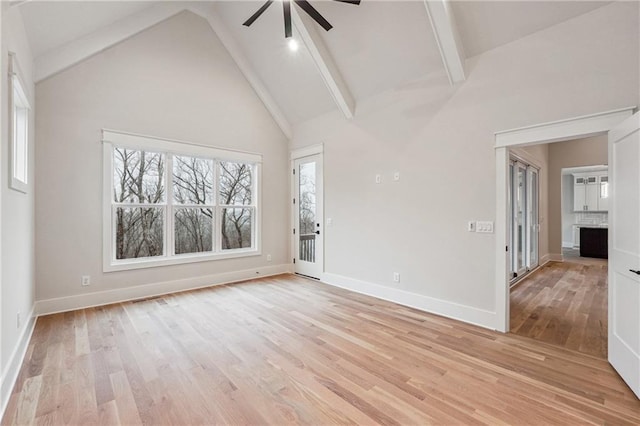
516,164,527,277
293,154,323,279
528,168,539,269
509,158,540,283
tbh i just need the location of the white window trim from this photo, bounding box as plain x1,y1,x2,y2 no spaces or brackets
102,129,262,272
8,52,31,194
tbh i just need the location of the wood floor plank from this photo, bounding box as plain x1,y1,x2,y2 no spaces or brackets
3,273,638,425
511,260,608,358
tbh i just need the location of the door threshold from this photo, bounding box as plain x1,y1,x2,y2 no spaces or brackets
295,272,320,280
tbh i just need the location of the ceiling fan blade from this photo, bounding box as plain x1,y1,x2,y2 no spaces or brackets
243,0,274,27
331,0,361,4
294,0,333,32
283,1,292,38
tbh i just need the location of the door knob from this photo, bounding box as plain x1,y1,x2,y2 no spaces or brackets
630,269,640,276
315,230,320,235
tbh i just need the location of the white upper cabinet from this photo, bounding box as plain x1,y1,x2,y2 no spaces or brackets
573,172,608,212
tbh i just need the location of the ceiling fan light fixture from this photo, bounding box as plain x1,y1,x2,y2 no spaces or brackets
243,0,361,39
288,38,300,52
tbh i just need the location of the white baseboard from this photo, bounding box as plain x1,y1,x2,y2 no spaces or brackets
546,253,564,262
1,305,36,421
321,272,497,330
35,263,293,316
562,241,574,248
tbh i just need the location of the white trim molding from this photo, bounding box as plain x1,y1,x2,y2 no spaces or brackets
1,305,36,421
321,273,497,330
290,143,323,160
35,264,292,317
495,107,636,148
34,2,186,82
423,0,466,85
292,7,356,119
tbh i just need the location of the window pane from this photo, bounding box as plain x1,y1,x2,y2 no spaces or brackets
174,208,213,254
173,156,214,204
219,162,252,205
115,207,164,259
113,148,165,203
221,208,252,250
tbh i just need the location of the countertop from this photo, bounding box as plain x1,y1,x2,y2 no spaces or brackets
574,224,608,229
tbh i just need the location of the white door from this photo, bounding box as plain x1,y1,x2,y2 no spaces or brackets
608,111,640,398
293,154,323,279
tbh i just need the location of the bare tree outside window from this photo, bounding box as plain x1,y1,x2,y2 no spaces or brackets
219,162,253,250
173,156,214,254
113,148,165,259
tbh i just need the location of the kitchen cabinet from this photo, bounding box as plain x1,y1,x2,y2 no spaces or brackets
580,227,608,258
573,173,608,212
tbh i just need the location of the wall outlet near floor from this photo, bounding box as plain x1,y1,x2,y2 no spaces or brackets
476,221,494,233
17,312,21,329
393,172,400,181
375,174,382,184
267,254,272,262
81,275,91,286
393,272,400,283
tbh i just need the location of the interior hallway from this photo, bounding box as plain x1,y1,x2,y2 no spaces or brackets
510,254,608,359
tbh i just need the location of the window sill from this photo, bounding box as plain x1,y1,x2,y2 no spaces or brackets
103,249,261,272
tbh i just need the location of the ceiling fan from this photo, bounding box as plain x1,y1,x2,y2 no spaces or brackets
243,0,361,38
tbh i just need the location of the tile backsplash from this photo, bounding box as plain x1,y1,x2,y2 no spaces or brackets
574,212,608,225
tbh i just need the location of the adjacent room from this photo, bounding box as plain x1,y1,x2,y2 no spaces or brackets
1,1,639,424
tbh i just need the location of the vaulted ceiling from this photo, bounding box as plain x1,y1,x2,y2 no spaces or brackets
17,0,611,136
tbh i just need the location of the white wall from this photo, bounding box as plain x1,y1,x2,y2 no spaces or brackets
291,2,639,329
0,3,36,412
548,135,609,254
35,12,290,308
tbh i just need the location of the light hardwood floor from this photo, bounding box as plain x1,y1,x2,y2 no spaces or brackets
4,274,638,425
510,259,608,359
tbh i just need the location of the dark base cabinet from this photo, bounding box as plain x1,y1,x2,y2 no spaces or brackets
580,228,608,259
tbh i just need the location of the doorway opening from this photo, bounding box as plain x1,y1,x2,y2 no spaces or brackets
508,139,609,359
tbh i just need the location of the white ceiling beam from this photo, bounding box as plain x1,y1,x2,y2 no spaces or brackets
291,6,356,119
188,4,292,139
423,0,466,85
35,2,185,83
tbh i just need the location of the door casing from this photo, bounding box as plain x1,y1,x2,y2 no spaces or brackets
494,107,635,333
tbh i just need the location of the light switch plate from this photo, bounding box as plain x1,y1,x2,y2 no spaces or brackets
476,221,494,233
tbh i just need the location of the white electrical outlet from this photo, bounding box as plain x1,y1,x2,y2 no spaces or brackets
393,172,400,181
393,272,400,283
16,312,21,329
267,254,272,262
375,174,382,184
81,275,91,286
476,221,494,233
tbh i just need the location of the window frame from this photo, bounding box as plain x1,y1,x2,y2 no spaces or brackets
8,52,31,194
103,130,261,272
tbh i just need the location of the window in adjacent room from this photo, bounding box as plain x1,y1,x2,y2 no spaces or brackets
103,130,260,272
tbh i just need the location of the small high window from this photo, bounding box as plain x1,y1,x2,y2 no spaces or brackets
9,53,30,193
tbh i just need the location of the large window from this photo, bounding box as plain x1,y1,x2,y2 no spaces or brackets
103,130,260,271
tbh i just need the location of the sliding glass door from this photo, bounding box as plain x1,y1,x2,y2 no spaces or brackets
509,159,539,282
